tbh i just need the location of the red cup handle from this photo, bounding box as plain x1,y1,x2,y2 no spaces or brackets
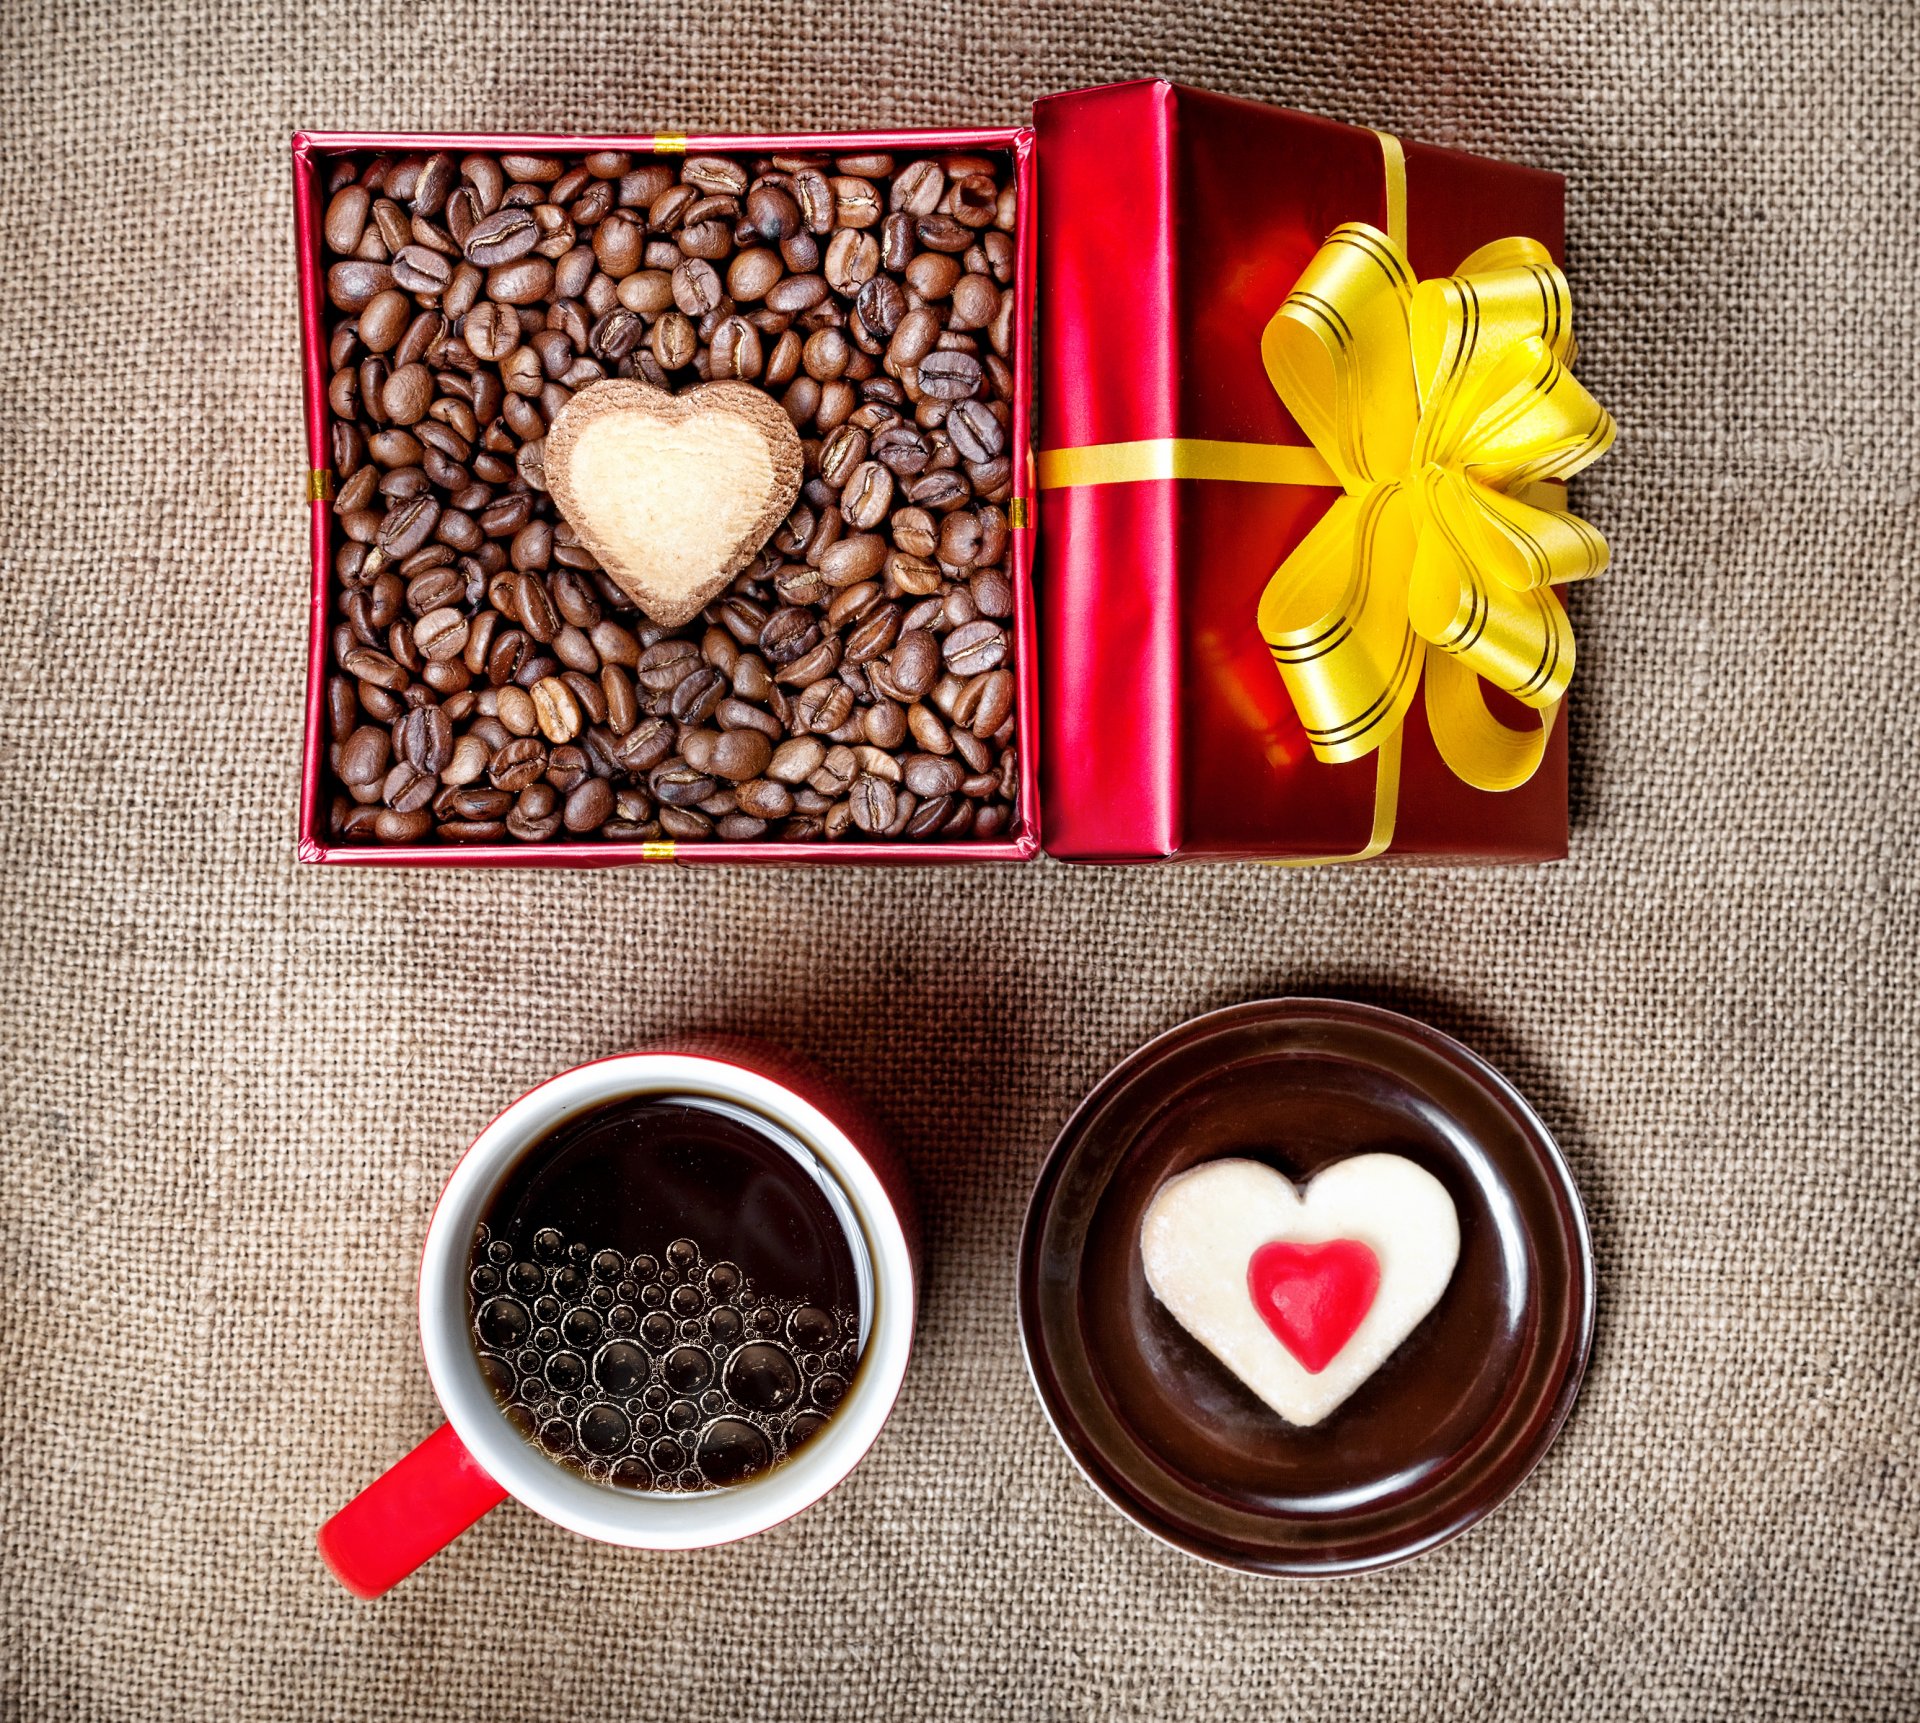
317,1422,509,1598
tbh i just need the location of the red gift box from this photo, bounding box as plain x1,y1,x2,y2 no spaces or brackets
293,90,1591,868
292,126,1040,867
1033,81,1572,862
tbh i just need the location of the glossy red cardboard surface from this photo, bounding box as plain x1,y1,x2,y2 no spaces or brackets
293,128,1039,868
1034,81,1571,862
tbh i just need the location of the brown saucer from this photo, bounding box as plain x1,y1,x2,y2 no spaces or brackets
1017,999,1594,1576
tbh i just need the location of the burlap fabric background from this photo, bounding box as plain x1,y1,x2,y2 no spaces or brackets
2,1,1915,1717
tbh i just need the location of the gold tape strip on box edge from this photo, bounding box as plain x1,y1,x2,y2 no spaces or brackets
306,468,334,502
641,840,677,860
651,133,688,155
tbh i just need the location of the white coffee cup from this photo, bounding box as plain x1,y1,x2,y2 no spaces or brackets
318,1049,917,1596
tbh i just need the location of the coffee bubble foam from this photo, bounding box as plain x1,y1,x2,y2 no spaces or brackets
468,1222,859,1494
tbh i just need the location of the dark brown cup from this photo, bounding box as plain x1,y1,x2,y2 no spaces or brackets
1017,998,1595,1576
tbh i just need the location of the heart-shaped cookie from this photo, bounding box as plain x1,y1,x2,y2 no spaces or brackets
1140,1155,1459,1427
543,379,803,628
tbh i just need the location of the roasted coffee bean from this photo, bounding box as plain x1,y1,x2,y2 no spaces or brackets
507,782,562,841
946,398,1004,461
817,533,885,588
381,362,434,425
903,752,965,797
544,743,588,792
795,679,855,733
860,699,908,750
487,256,554,304
370,195,411,253
614,716,676,773
552,625,598,674
840,462,893,528
709,317,763,380
707,729,773,782
592,663,633,735
831,176,882,228
451,786,515,821
670,665,726,723
396,703,454,772
671,257,723,316
490,736,548,791
891,160,944,215
713,695,778,739
338,724,391,785
746,182,802,241
327,674,361,742
410,152,457,219
653,805,709,838
496,154,560,186
374,807,434,842
758,606,819,665
843,607,901,666
942,619,1007,675
847,774,896,833
341,643,408,690
886,629,941,699
684,155,748,196
495,684,537,735
383,760,438,812
904,794,952,837
916,213,973,253
907,469,970,511
529,676,581,742
805,747,855,800
442,733,492,786
591,619,640,667
562,776,615,832
377,495,440,558
950,274,1000,330
328,260,394,311
791,168,832,234
561,668,606,726
651,309,697,369
325,185,372,253
917,349,982,400
356,289,409,355
768,736,826,784
650,763,717,807
463,299,520,362
853,744,902,783
735,777,794,820
322,145,1020,846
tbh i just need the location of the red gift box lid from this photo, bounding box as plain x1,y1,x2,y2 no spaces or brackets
1031,80,1572,863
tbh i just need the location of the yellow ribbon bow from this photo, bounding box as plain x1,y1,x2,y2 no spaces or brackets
1258,223,1616,805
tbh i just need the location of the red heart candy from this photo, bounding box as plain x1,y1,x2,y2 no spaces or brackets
1246,1239,1381,1375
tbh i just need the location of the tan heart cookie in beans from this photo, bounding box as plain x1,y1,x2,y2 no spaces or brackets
542,379,804,628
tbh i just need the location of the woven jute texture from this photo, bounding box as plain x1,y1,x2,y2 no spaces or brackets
2,1,1915,1718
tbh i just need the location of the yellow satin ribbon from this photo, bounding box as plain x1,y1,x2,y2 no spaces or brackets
1259,223,1615,802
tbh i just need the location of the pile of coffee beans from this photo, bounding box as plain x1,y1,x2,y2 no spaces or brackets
316,145,1022,845
470,1224,860,1491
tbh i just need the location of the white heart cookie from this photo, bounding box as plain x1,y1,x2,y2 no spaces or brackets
543,379,803,628
1140,1155,1459,1428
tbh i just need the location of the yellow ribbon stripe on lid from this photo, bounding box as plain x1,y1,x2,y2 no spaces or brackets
1036,439,1336,489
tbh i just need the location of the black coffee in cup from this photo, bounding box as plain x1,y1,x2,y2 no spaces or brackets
467,1094,867,1492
